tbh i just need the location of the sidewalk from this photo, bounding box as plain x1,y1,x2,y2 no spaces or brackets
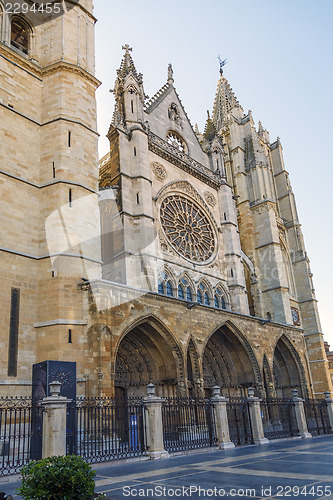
2,435,333,499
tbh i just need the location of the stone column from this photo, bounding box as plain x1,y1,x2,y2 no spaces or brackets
42,381,71,459
247,387,269,445
292,389,312,439
143,384,168,460
324,392,333,431
211,386,235,449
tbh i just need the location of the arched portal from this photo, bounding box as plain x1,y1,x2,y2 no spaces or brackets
202,324,258,398
273,337,304,398
114,320,181,398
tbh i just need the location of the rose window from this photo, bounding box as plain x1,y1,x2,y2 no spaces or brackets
160,195,216,262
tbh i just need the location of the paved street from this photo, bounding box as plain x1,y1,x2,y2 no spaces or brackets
1,436,333,499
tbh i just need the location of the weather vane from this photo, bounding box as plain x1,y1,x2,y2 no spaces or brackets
218,56,228,75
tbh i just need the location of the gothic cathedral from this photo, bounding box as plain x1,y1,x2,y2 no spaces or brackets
0,1,331,400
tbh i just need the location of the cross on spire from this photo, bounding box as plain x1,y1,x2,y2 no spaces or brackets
122,44,132,54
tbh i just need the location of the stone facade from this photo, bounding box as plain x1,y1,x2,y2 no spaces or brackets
0,7,331,399
0,1,100,396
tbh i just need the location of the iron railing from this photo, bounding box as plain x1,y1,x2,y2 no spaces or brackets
227,398,253,446
0,397,42,476
304,399,332,436
260,398,298,439
67,397,146,463
162,397,217,452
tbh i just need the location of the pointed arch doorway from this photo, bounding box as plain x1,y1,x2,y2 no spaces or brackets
202,324,259,398
273,336,306,398
114,319,182,398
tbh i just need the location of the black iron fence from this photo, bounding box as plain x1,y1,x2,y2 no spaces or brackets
0,397,42,476
67,397,146,463
260,398,298,439
227,398,253,446
1,393,333,475
304,399,332,436
162,397,217,452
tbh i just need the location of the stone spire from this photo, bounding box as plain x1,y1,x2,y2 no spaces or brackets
110,45,145,128
115,44,143,86
212,71,242,133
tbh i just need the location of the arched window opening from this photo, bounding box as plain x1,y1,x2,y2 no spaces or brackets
166,130,186,153
179,277,194,302
196,282,212,307
11,18,30,55
214,286,227,310
158,271,174,297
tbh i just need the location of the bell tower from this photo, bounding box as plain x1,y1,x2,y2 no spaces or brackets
0,0,101,393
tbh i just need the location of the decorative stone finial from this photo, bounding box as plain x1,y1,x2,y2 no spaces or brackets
49,380,62,397
168,64,174,83
292,388,299,399
147,383,156,397
258,121,264,134
247,386,255,398
212,386,221,397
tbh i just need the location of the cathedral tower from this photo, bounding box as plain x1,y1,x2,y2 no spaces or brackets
211,65,331,396
0,0,100,394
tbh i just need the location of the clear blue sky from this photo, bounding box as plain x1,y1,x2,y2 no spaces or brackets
94,0,333,346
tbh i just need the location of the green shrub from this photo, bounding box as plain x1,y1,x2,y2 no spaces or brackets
17,455,102,500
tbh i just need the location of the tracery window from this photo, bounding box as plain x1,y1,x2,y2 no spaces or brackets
178,277,193,302
11,17,30,55
158,272,174,297
166,130,186,153
214,286,227,309
197,282,210,306
160,195,216,263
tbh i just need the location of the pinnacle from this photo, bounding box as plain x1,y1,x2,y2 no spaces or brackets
204,110,217,142
116,45,143,85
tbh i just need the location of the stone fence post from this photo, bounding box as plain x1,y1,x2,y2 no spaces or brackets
247,387,269,445
324,391,333,430
42,381,71,458
143,384,168,460
292,389,312,439
211,386,235,449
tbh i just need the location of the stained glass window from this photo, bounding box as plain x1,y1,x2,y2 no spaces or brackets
160,195,215,263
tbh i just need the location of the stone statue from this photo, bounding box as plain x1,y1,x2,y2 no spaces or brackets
168,63,174,81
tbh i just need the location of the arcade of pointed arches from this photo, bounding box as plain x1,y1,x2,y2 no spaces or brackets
157,268,229,310
112,315,309,400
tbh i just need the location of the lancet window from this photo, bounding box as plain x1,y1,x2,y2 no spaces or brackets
214,286,227,309
158,272,174,297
